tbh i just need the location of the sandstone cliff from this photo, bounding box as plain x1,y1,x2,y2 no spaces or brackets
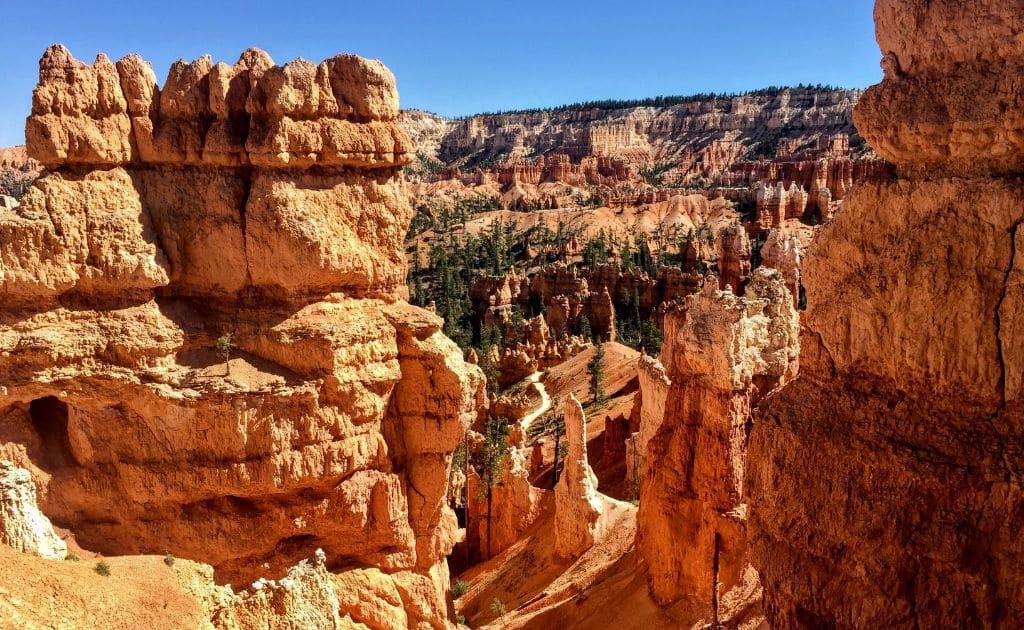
405,89,864,182
747,1,1024,626
0,45,483,629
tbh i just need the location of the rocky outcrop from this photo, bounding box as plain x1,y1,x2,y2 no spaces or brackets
637,268,798,606
747,2,1024,627
0,45,482,628
716,225,752,294
0,461,66,560
554,395,602,558
212,550,344,628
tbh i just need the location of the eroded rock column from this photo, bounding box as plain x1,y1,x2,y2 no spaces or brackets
747,1,1024,626
554,395,602,558
637,269,798,606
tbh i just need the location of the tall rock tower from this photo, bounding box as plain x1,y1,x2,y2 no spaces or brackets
748,1,1024,627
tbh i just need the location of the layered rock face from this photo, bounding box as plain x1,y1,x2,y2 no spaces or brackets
413,90,863,181
748,1,1024,626
637,269,798,606
0,45,482,628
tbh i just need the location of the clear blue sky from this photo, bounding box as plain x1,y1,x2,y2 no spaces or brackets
0,0,881,147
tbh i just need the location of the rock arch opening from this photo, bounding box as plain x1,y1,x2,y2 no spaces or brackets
28,396,76,471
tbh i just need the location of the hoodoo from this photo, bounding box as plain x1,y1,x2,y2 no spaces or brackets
637,268,798,607
747,0,1024,627
0,45,483,627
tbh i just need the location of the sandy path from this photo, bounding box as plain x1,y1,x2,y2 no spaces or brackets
518,371,551,433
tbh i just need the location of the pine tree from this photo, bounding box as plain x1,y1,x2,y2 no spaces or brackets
640,319,664,355
476,416,510,559
577,315,593,341
636,234,655,275
620,240,635,271
588,341,606,404
216,333,235,377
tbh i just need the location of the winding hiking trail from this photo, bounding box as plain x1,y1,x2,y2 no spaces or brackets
519,371,552,432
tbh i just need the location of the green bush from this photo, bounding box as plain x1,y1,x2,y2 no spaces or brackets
94,561,111,577
64,553,80,562
451,578,469,600
164,554,175,567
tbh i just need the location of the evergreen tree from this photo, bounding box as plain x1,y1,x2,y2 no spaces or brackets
636,234,655,276
588,341,606,404
577,315,592,341
583,230,609,268
476,416,510,559
620,240,635,271
640,319,664,355
507,306,526,348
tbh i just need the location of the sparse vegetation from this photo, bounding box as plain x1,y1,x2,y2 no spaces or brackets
639,161,676,187
0,168,35,200
216,333,235,376
64,553,80,562
490,597,506,618
456,85,848,118
451,578,470,600
576,315,593,341
164,554,175,567
94,561,111,577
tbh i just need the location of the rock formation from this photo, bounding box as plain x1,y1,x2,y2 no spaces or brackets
0,146,40,173
759,222,815,309
554,395,602,558
212,550,344,628
637,268,798,606
625,354,670,491
0,461,66,560
408,89,865,185
747,1,1024,626
0,44,482,628
465,446,539,561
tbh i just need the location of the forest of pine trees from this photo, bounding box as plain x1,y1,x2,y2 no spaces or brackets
455,84,849,119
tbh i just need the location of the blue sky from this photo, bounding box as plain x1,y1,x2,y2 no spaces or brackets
0,0,880,147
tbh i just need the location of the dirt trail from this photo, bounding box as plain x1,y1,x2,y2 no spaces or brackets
518,371,551,432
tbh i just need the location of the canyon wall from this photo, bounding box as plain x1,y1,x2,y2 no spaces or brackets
411,89,862,179
0,45,483,628
747,1,1024,627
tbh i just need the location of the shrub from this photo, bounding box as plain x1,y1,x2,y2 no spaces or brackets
456,614,468,627
94,561,111,576
490,597,506,617
64,553,80,562
451,578,469,600
0,168,35,200
164,554,175,567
